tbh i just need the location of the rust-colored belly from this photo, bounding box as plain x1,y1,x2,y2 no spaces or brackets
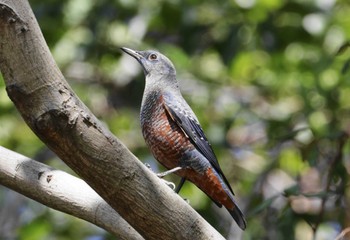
142,97,194,170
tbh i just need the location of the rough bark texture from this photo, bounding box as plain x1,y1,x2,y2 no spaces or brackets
0,146,143,240
0,1,225,239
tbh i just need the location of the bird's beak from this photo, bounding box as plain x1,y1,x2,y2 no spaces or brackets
120,47,143,61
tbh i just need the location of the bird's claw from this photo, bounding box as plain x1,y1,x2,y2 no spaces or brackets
156,172,167,178
145,163,176,190
160,179,176,190
144,163,152,170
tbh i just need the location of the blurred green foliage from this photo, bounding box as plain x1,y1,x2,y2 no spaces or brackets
1,0,350,239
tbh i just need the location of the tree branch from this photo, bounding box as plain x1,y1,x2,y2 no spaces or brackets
0,146,143,240
0,1,225,239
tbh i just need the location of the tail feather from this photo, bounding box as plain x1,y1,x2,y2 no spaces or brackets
208,168,247,230
183,165,247,230
227,204,246,230
210,193,246,230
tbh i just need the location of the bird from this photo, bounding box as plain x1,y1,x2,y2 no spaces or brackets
121,47,246,230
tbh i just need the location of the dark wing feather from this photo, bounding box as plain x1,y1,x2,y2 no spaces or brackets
163,98,234,195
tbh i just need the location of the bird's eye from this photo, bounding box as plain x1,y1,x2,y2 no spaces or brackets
149,53,158,60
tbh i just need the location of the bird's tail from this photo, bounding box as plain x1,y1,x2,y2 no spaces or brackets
207,168,247,230
207,189,246,230
185,166,247,230
227,202,246,230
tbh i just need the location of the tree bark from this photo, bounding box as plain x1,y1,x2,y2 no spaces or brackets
0,146,143,240
0,1,225,239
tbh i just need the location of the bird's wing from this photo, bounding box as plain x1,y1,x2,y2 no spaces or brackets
163,94,234,194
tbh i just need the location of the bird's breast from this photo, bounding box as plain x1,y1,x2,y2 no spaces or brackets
140,94,194,170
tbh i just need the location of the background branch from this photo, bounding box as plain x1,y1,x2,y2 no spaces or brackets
0,146,143,240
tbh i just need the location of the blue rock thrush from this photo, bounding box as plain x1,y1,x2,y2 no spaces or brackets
121,47,246,230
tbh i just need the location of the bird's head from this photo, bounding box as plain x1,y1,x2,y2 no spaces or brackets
121,47,176,77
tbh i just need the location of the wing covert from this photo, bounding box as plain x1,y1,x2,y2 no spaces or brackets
163,95,234,194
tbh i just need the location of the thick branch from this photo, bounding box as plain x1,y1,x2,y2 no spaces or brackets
0,146,143,240
0,1,225,239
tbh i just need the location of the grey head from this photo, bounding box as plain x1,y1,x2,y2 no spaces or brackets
121,47,176,77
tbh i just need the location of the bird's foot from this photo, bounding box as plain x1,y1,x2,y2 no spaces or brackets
160,179,176,190
144,163,153,171
156,166,182,178
144,163,177,190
